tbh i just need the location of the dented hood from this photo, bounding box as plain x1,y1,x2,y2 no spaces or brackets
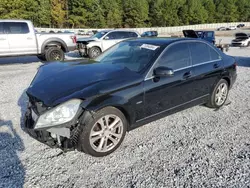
26,60,141,106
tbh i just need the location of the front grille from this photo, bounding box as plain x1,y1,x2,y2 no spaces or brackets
77,43,86,49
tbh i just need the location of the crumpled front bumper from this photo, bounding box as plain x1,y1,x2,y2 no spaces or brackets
23,108,81,151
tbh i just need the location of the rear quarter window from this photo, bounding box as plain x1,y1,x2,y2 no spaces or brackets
209,47,221,61
5,22,30,34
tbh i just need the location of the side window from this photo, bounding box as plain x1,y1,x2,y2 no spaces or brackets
128,32,138,38
0,23,4,34
206,32,214,38
106,32,118,40
157,43,190,70
209,47,221,61
189,42,210,65
107,32,125,40
5,22,29,34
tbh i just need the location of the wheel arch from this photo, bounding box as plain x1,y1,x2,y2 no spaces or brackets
89,46,102,53
41,38,68,54
81,97,134,128
222,76,231,88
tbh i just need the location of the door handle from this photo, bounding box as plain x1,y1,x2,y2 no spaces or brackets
27,37,33,40
183,71,192,79
0,38,6,40
214,63,220,69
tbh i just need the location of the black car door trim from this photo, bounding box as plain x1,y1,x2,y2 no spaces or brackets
136,94,209,122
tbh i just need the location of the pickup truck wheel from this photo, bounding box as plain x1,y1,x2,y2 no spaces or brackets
78,107,127,157
45,47,65,62
37,55,46,61
88,47,101,59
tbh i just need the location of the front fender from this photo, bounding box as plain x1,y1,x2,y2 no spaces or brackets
86,41,103,51
80,94,135,125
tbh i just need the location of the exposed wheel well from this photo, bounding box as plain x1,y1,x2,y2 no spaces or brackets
45,42,66,53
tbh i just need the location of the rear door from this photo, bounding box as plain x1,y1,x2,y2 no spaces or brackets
0,22,10,55
189,41,223,98
6,22,37,55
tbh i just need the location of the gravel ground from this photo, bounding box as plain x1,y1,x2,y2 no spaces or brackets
1,40,250,188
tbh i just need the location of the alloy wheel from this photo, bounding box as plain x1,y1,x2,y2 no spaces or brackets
89,115,124,153
215,83,228,106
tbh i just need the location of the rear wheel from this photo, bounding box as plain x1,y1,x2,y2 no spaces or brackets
78,107,127,157
207,79,229,108
45,47,65,62
88,47,101,59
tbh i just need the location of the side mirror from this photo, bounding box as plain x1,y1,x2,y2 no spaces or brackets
154,66,174,77
104,36,109,40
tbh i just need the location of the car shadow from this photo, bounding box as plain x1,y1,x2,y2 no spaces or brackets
0,56,41,65
66,51,82,59
18,90,29,131
0,120,25,187
235,56,250,67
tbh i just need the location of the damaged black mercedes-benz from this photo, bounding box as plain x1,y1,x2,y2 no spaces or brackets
24,38,237,157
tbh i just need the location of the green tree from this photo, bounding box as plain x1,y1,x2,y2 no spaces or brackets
236,0,250,21
123,0,149,27
68,0,88,28
101,0,123,28
51,0,67,28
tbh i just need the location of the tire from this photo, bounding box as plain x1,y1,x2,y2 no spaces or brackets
45,47,65,62
37,54,46,61
247,42,250,47
78,107,127,157
207,79,229,108
88,47,101,59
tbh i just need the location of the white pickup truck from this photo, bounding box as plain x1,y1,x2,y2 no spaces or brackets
0,20,76,61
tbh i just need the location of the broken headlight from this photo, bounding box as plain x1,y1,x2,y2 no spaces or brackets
35,99,82,129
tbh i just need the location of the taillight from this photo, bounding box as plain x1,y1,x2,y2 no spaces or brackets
71,36,77,43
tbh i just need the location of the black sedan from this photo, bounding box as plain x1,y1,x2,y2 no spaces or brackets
24,38,237,157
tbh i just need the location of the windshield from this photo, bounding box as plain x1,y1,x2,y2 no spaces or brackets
95,41,161,72
91,31,109,39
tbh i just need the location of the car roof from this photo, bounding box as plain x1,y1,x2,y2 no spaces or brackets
127,37,205,47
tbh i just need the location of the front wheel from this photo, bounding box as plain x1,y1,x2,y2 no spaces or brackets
207,79,229,108
88,47,101,59
45,47,65,62
78,107,127,157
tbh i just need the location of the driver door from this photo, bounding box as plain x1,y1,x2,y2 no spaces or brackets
143,42,196,118
102,31,123,51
